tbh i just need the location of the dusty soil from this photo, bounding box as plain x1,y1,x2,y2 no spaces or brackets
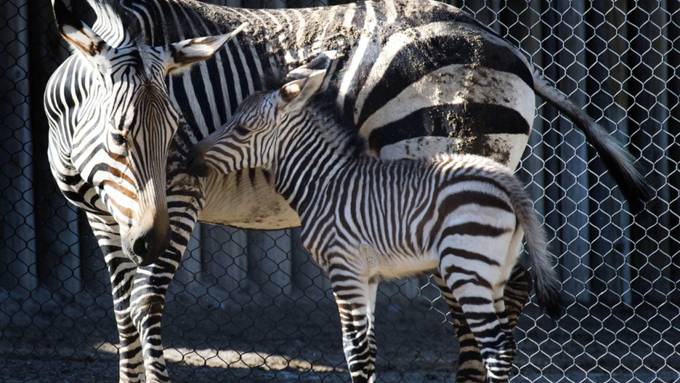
0,294,459,382
1,292,679,382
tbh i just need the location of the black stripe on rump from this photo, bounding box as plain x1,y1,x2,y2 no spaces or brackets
357,31,533,127
437,223,511,248
367,104,530,151
427,190,513,248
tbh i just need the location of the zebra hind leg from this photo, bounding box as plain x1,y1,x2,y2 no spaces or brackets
328,265,378,383
434,263,530,383
438,252,513,382
504,264,532,330
87,213,145,383
433,274,486,383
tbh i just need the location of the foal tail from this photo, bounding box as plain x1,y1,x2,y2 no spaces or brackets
505,175,562,318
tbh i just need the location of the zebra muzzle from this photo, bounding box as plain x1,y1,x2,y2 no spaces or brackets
124,212,170,266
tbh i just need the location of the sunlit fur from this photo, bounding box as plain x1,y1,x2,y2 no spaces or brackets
196,78,561,383
47,0,646,381
45,2,239,380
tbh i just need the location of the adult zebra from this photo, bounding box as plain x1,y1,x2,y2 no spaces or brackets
45,0,648,382
45,1,247,380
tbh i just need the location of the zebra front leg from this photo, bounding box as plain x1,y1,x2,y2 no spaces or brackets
87,213,145,383
128,188,203,383
328,265,377,383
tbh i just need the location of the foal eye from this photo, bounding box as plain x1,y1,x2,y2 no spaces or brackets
234,124,249,136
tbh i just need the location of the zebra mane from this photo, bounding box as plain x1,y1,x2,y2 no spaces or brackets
82,0,147,47
305,99,366,158
261,68,365,157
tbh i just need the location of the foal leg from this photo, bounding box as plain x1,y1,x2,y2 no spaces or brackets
366,280,379,377
435,262,531,383
483,229,530,382
433,274,486,383
504,264,532,330
438,250,513,383
328,262,377,383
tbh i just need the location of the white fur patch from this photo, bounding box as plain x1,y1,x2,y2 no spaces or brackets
359,65,535,140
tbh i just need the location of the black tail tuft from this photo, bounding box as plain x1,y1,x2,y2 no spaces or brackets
583,130,654,212
535,281,563,319
532,70,653,209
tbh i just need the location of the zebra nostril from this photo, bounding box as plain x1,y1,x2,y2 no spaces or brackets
132,234,150,257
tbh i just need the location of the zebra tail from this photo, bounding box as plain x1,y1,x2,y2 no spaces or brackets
531,69,652,209
508,180,562,318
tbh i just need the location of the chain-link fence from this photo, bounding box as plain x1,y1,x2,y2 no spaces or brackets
1,0,678,382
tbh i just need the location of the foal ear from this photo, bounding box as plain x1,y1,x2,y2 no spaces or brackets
279,50,335,110
164,23,248,76
284,50,337,82
279,69,327,111
279,52,336,111
52,0,110,58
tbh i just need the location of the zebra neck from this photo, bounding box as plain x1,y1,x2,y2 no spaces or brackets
272,110,367,217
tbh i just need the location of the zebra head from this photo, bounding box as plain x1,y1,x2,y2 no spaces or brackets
52,0,244,266
191,53,335,177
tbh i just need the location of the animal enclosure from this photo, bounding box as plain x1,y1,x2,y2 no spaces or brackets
1,1,679,382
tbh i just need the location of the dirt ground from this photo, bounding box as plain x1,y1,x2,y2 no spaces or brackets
0,295,459,383
1,293,679,383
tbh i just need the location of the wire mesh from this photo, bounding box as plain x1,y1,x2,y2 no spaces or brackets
0,0,678,382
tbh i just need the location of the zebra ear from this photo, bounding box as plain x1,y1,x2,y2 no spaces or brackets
279,69,328,111
164,23,248,76
52,0,110,58
285,50,337,82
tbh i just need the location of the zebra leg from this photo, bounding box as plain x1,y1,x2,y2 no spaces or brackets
434,264,530,383
128,188,203,383
328,265,377,383
432,274,486,383
366,280,379,377
87,213,145,383
504,264,531,330
490,284,516,383
438,262,513,382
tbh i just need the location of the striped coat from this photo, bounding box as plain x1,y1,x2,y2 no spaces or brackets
191,59,561,382
44,1,646,381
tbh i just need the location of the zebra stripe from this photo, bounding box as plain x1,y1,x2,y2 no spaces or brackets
192,64,561,383
47,1,646,381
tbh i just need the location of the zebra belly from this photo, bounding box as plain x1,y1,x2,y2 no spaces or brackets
378,133,528,168
198,169,301,230
360,246,438,281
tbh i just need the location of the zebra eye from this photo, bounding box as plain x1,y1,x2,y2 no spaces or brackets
107,129,129,156
234,124,249,136
110,132,127,146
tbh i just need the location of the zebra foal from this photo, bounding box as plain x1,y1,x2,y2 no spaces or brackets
190,56,560,383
